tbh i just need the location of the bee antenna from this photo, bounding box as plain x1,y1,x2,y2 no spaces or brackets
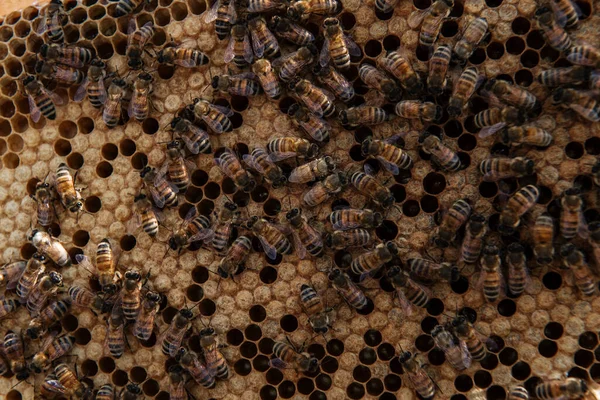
163,244,171,259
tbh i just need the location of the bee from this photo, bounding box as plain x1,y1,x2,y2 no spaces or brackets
375,0,400,14
351,241,398,279
212,73,261,97
26,272,63,316
126,20,154,70
397,350,436,399
567,44,600,68
535,7,572,52
451,314,487,361
321,18,361,70
533,214,555,266
247,216,292,259
38,0,67,43
114,0,148,17
420,134,462,172
215,147,256,193
225,24,253,68
218,235,252,279
248,15,280,58
325,228,372,249
299,284,333,334
53,363,91,398
16,253,46,303
267,136,319,161
189,98,234,134
40,43,93,68
271,339,319,373
351,171,395,209
448,67,482,117
329,208,383,230
388,266,429,314
313,63,354,102
288,103,331,143
358,63,402,102
459,214,486,266
36,51,84,85
289,156,336,184
168,207,214,253
252,59,283,100
562,244,595,296
477,245,503,302
590,222,600,273
116,269,143,321
287,0,343,20
408,258,460,284
23,75,64,122
204,0,237,40
243,146,287,188
30,334,76,373
506,242,528,297
41,373,67,399
200,327,230,379
561,188,587,239
96,384,116,400
377,51,423,93
498,185,540,235
210,202,239,255
435,198,471,248
409,0,454,49
26,298,70,339
130,193,161,237
156,44,210,68
484,79,541,116
29,230,71,267
140,166,179,209
103,78,128,128
160,307,194,357
3,331,28,380
105,307,126,358
163,140,194,192
55,162,84,215
127,72,153,122
133,291,161,341
431,324,471,370
76,239,119,295
304,171,347,207
248,0,286,13
538,65,592,87
535,377,588,399
0,299,20,321
289,78,335,118
479,157,535,182
0,260,27,290
552,87,600,122
286,208,324,259
276,44,318,82
508,385,530,400
177,348,216,389
453,17,488,62
68,285,108,312
395,100,443,122
339,106,389,126
120,383,142,400
0,357,7,376
74,59,108,109
475,107,527,138
427,45,452,95
328,268,369,310
168,365,187,400
269,15,315,46
170,117,211,155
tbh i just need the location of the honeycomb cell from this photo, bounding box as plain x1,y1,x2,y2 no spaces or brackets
227,328,244,346
260,384,278,400
235,359,252,376
486,42,504,60
89,4,106,20
402,200,420,217
185,284,203,301
526,30,545,50
0,26,14,42
359,347,377,365
506,36,526,55
142,380,159,397
7,134,23,153
99,17,117,37
520,50,539,68
0,43,7,61
364,40,382,58
538,339,558,358
511,361,531,380
187,0,207,14
199,298,216,316
74,327,91,345
545,322,564,340
565,142,584,159
8,39,26,57
542,271,562,290
6,391,21,400
455,374,473,392
578,331,598,349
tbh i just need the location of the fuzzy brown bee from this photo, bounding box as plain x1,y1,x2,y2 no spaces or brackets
299,284,333,334
484,78,541,117
76,238,119,295
248,15,280,58
329,268,369,310
29,230,71,267
287,0,343,21
289,156,336,184
133,291,161,341
128,72,154,122
200,327,230,380
247,216,292,258
451,314,487,361
225,24,254,68
252,59,283,100
218,235,252,278
397,350,436,399
177,348,215,388
325,228,372,249
506,242,528,297
204,0,237,40
74,59,107,109
552,87,600,122
160,307,194,357
475,107,527,138
269,15,315,46
211,201,241,254
561,244,595,296
396,100,443,122
38,0,67,43
560,188,587,239
248,0,286,13
453,17,488,62
358,63,402,102
409,0,454,49
313,64,354,102
275,44,318,82
420,134,462,171
30,333,76,373
378,51,423,93
0,299,20,321
16,253,46,303
533,213,555,266
502,126,553,147
408,258,460,284
189,98,234,134
536,7,572,52
267,136,319,161
271,339,319,372
170,116,212,155
114,0,148,17
157,45,210,68
163,140,194,192
303,171,347,207
431,324,471,370
23,75,64,122
215,147,256,193
286,208,324,259
538,65,591,87
52,363,91,398
535,377,589,399
30,178,55,228
508,385,530,400
351,241,398,280
329,208,383,231
339,106,389,126
212,73,261,97
288,103,331,142
243,147,287,188
140,166,179,209
387,266,430,314
3,331,29,380
427,44,452,94
498,185,539,235
448,66,482,117
567,44,600,68
116,269,143,322
168,207,214,253
361,136,413,175
130,193,161,238
435,198,471,248
479,157,535,181
459,214,486,266
26,298,70,339
478,245,503,302
289,78,335,118
126,20,154,70
351,171,395,209
103,78,128,128
40,43,92,68
35,60,84,87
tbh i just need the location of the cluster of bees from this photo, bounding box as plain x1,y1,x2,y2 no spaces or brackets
1,0,600,398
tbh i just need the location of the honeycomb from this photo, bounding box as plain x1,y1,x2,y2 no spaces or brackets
0,0,599,398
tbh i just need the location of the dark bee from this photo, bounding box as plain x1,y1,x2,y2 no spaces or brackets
248,0,286,13
435,198,471,248
535,7,572,52
130,193,161,238
26,298,70,339
204,0,237,40
248,15,280,58
68,285,109,312
35,61,81,86
303,171,346,207
561,244,595,296
3,331,28,380
560,188,587,240
408,0,454,49
286,208,324,259
212,73,261,97
453,17,488,62
328,268,369,310
502,126,553,148
478,245,503,303
339,106,389,127
289,156,336,184
275,44,318,82
451,314,487,361
76,238,119,295
31,177,55,227
16,253,46,303
247,216,292,259
29,229,71,267
506,242,528,297
552,87,600,122
225,24,254,68
30,334,76,373
313,63,354,102
128,72,153,122
74,59,107,109
267,137,319,161
120,383,142,400
408,258,460,284
535,378,588,399
351,241,398,280
508,385,530,400
377,51,423,93
38,0,67,43
431,324,471,370
459,214,486,266
114,0,149,17
479,157,535,182
218,235,252,278
168,207,214,253
427,44,452,95
116,269,143,322
200,327,230,380
168,365,187,400
177,348,215,389
170,117,212,155
133,291,161,341
252,59,283,100
567,44,600,68
105,315,126,360
475,107,527,138
288,103,331,143
189,98,234,134
0,299,20,321
0,260,27,290
395,100,443,122
40,43,92,68
387,266,430,314
243,146,287,188
287,0,343,20
420,134,462,171
397,350,436,399
27,272,63,316
211,201,241,254
550,0,581,28
215,147,256,193
102,78,128,128
269,15,315,46
321,18,361,70
329,208,383,230
358,63,401,102
126,20,154,70
140,166,179,209
52,363,91,399
447,66,482,117
498,185,540,235
289,78,335,118
23,75,64,122
590,222,600,275
484,78,541,117
325,229,372,249
300,284,333,334
351,171,395,209
533,213,555,266
156,45,210,68
538,65,592,87
271,339,319,373
160,307,194,357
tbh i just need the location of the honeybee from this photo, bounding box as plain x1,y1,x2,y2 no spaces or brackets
225,24,253,68
408,258,460,284
535,7,572,52
506,242,528,297
215,147,256,193
567,44,600,68
130,193,161,238
590,222,600,274
275,44,318,82
96,384,116,400
52,363,91,398
212,73,261,97
484,79,541,116
299,284,332,334
475,107,527,138
26,298,71,339
329,268,369,310
38,0,67,43
40,43,93,68
156,44,210,68
114,0,148,17
313,64,354,102
286,208,324,259
133,291,161,341
170,117,212,155
74,59,108,109
562,243,595,296
287,0,343,20
217,235,252,278
289,156,336,184
140,166,179,209
453,17,488,62
0,260,27,290
168,207,214,253
248,0,286,13
269,15,315,46
247,216,292,259
375,0,399,13
23,75,64,122
408,0,454,49
508,385,530,400
120,383,142,400
304,171,347,207
168,365,187,400
339,106,389,126
388,266,430,314
55,162,84,215
329,208,383,230
420,134,462,171
435,198,471,248
561,188,587,239
325,228,372,249
271,339,319,373
479,157,535,182
428,44,452,94
200,327,230,379
431,324,471,370
448,67,482,117
3,331,28,380
68,285,109,312
451,314,487,361
16,253,46,303
26,273,64,316
498,185,540,235
351,171,395,209
243,147,287,188
248,15,280,58
30,333,76,373
116,269,143,321
358,63,401,102
535,377,589,399
533,214,555,266
252,59,283,100
160,307,194,357
552,87,600,122
126,20,154,70
210,202,240,255
104,306,125,359
127,72,153,122
162,140,195,192
76,239,119,295
29,229,71,267
459,214,486,266
37,54,82,86
321,18,361,70
289,78,335,118
477,245,503,302
204,0,237,40
288,103,331,143
103,78,128,128
351,241,398,279
189,98,234,134
377,51,423,93
177,348,216,388
395,100,443,122
267,136,319,161
397,350,436,399
538,65,592,87
0,299,20,321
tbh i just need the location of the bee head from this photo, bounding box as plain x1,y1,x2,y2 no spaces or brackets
312,64,325,76
287,102,300,116
181,308,194,320
246,216,259,228
102,283,118,295
535,6,552,20
125,270,141,281
560,243,576,258
307,143,319,159
175,347,187,362
224,201,238,212
127,384,141,394
200,327,215,336
308,356,319,370
211,75,221,89
323,233,333,248
323,17,339,28
338,110,349,125
242,177,257,193
272,175,287,189
327,268,341,281
523,158,535,175
139,72,153,81
306,43,318,56
324,156,336,171
385,241,399,255
507,242,524,254
114,78,127,88
70,201,83,213
565,187,581,197
34,60,46,74
156,49,167,64
33,252,45,261
398,351,412,363
128,58,143,70
286,207,301,221
286,4,300,20
360,139,373,158
217,265,230,278
140,166,152,177
91,59,105,68
22,75,35,86
430,325,444,337
288,77,301,91
16,371,30,381
147,291,162,303
168,237,179,251
40,43,49,57
49,271,63,286
170,117,182,129
386,265,401,277
167,140,181,150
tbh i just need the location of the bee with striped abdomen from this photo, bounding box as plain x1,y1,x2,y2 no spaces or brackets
536,7,572,52
397,350,436,399
126,20,154,70
475,107,527,138
267,137,319,161
375,0,400,14
535,377,588,399
508,385,529,400
74,59,108,109
300,284,333,334
34,58,84,85
408,258,460,284
459,214,486,266
200,327,230,380
288,103,331,143
358,63,402,102
68,285,108,312
560,188,587,239
321,18,361,71
54,162,84,215
103,78,128,128
30,333,76,373
396,100,443,122
23,75,64,122
177,348,216,388
502,126,553,147
313,64,354,102
0,260,27,290
477,245,503,302
427,44,451,95
105,306,125,359
116,269,143,322
160,307,194,357
170,116,212,155
140,166,179,209
96,384,116,400
552,87,600,122
271,339,319,373
506,242,528,297
498,185,540,235
484,78,541,117
276,44,318,82
52,363,91,399
3,331,29,380
378,51,423,93
215,147,256,193
448,66,482,117
168,207,214,253
29,230,71,267
551,0,581,28
351,171,395,209
435,198,471,248
453,17,488,62
451,314,487,361
189,98,234,134
269,15,315,46
287,0,343,20
561,244,595,296
533,213,555,266
329,208,382,230
567,44,600,68
38,0,67,43
289,156,336,184
130,193,161,238
409,0,454,49
479,157,535,182
325,228,372,249
40,43,92,68
225,24,253,68
388,266,430,315
420,134,462,172
128,72,154,122
31,178,55,228
114,0,149,17
431,324,471,370
157,44,210,68
351,241,398,280
211,201,240,255
329,268,369,311
248,0,286,13
162,140,195,192
168,365,187,400
212,73,261,97
538,65,591,87
26,298,70,339
16,253,46,303
247,216,292,259
133,291,161,341
286,208,324,259
0,299,20,321
339,106,389,127
289,78,335,118
248,15,280,58
205,0,237,40
218,235,252,279
303,171,347,207
243,146,287,188
76,238,119,295
252,59,283,100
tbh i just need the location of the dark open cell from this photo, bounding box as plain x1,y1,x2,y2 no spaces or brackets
251,186,269,203
130,366,147,383
499,347,518,366
451,395,467,400
260,385,278,400
197,199,214,216
487,336,505,353
565,141,584,159
72,230,90,247
479,181,498,198
280,315,298,332
263,198,281,216
327,339,344,356
265,252,282,266
350,144,366,161
297,378,314,395
354,126,373,143
521,50,539,68
451,276,469,294
423,172,446,195
364,40,382,58
142,380,159,397
316,374,332,391
458,134,476,151
480,353,499,370
309,391,327,400
497,299,516,316
260,266,277,284
512,17,531,34
506,36,525,55
579,331,598,349
382,35,400,52
81,359,98,377
585,136,600,155
366,378,384,396
359,347,377,365
375,7,394,20
420,195,439,213
590,363,600,381
526,30,545,50
486,42,504,59
203,182,221,199
321,356,338,373
233,190,250,207
347,383,365,399
384,374,402,391
575,349,594,368
353,365,371,382
185,284,203,302
225,329,244,347
96,161,113,178
444,119,463,138
377,343,395,361
487,385,506,400
334,250,352,268
416,44,433,62
390,184,407,203
199,298,216,316
536,186,553,205
525,376,543,394
112,369,128,386
99,357,115,374
455,374,473,392
394,168,412,184
250,305,266,322
515,69,534,87
428,348,446,365
574,175,593,193
240,341,258,358
278,381,296,399
61,313,78,332
474,370,492,388
389,356,403,374
542,271,562,290
427,298,444,316
568,366,590,380
441,20,459,37
131,152,148,170
512,361,531,380
376,220,398,240
538,339,558,357
253,355,271,372
457,152,470,169
468,48,486,65
402,199,420,217
364,329,382,347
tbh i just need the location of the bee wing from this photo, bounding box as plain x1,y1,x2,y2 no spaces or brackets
75,254,95,274
291,231,307,259
37,16,49,35
478,122,506,138
272,50,297,68
363,162,378,176
376,156,401,175
298,95,325,118
250,28,265,58
229,0,237,22
204,0,220,23
459,339,473,369
242,154,266,175
288,166,306,183
189,229,215,243
127,19,137,47
385,133,410,144
258,234,278,259
147,186,166,208
27,94,42,123
127,90,138,119
211,103,234,117
232,72,257,80
43,379,69,395
44,87,65,106
103,99,121,126
126,212,142,234
320,38,331,67
181,125,209,155
243,33,254,63
395,288,414,316
184,157,197,173
578,214,590,239
343,34,362,57
407,8,429,28
269,358,288,369
40,329,60,353
224,36,236,63
183,204,198,223
74,78,90,102
268,151,297,162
